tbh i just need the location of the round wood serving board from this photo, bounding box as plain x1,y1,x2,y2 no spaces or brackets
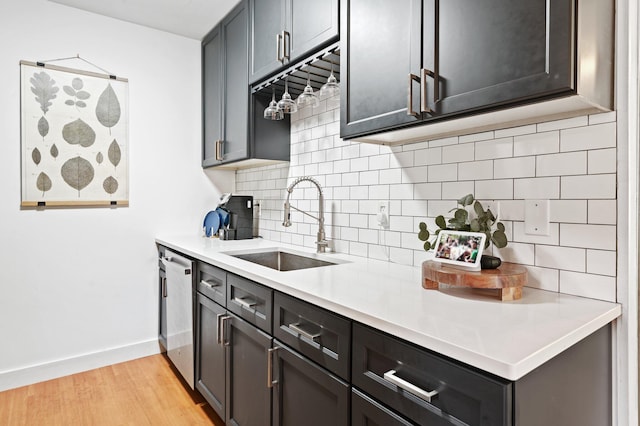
422,260,527,301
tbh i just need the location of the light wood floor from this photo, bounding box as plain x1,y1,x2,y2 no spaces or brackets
0,354,224,426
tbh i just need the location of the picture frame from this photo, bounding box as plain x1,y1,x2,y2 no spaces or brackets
432,230,486,271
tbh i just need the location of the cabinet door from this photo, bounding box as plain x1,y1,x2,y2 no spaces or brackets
340,0,423,139
225,314,272,426
221,1,250,164
202,25,223,167
272,343,349,426
287,0,339,63
424,0,574,116
249,0,286,84
195,294,226,419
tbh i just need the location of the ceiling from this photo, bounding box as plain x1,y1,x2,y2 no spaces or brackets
48,0,241,40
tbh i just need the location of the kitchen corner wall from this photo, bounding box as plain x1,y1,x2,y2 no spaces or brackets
237,94,617,303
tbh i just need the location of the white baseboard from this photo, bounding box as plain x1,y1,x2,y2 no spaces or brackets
0,339,163,392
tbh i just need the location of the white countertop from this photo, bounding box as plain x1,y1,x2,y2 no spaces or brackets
156,235,621,381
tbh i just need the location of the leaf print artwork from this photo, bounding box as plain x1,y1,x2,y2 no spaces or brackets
108,139,121,168
38,116,49,139
62,118,96,147
61,156,94,196
30,72,59,114
63,77,90,109
96,152,104,164
103,176,118,194
36,172,52,196
96,83,121,134
32,148,41,165
50,144,59,159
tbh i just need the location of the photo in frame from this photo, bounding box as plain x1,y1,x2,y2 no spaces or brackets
20,60,129,207
432,230,486,271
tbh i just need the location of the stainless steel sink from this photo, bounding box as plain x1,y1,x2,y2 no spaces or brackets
227,249,339,271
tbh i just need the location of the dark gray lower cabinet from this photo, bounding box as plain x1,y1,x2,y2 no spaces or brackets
272,342,349,426
226,313,273,426
195,293,226,420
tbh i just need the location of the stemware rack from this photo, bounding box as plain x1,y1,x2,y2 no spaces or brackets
251,41,340,99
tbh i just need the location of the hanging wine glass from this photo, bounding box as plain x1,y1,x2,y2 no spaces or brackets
277,78,297,114
320,60,340,98
264,87,284,120
296,69,320,109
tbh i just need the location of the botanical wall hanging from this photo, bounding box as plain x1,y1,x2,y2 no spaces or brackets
20,60,128,207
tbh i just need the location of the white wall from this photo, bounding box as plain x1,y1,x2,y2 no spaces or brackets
0,0,228,390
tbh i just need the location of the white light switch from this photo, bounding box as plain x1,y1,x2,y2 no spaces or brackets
525,200,550,235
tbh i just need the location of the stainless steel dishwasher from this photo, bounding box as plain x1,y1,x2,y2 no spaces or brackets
160,249,195,389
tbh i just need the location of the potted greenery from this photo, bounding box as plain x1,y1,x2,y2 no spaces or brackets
417,194,507,269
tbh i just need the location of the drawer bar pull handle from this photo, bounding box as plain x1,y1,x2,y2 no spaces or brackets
200,279,220,289
235,297,258,310
289,323,321,341
383,369,439,403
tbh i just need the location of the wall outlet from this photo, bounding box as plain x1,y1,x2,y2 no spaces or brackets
483,200,501,221
525,199,550,235
377,201,390,228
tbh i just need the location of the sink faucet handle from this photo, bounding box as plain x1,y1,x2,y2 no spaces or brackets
283,201,292,227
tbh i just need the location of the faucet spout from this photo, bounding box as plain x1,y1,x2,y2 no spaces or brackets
282,176,327,253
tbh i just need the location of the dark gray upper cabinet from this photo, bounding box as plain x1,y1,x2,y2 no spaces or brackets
203,0,291,169
202,0,249,167
340,0,576,140
249,0,339,84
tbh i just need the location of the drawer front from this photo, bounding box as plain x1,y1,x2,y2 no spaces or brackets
226,273,272,333
273,292,351,380
197,261,227,306
352,323,512,426
352,388,414,426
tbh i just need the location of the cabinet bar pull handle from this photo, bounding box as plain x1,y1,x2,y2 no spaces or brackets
162,277,167,298
421,68,435,113
200,279,220,288
407,73,420,117
216,313,227,345
215,140,223,161
277,32,283,62
267,347,280,388
221,316,231,346
234,297,258,310
283,30,290,60
383,369,439,403
289,322,321,341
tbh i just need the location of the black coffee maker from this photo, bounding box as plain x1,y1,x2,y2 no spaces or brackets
221,195,254,240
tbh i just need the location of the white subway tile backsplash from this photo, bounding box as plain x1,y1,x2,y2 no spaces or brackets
560,224,616,250
513,131,560,157
476,179,514,199
561,174,616,199
535,245,585,272
458,160,493,181
442,143,474,164
550,200,587,223
494,157,536,179
475,137,513,160
588,148,616,174
536,151,586,177
560,122,616,152
238,103,618,302
559,271,616,302
514,176,559,199
588,200,617,224
587,249,617,276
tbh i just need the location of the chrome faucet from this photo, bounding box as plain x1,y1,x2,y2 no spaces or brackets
283,176,328,253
